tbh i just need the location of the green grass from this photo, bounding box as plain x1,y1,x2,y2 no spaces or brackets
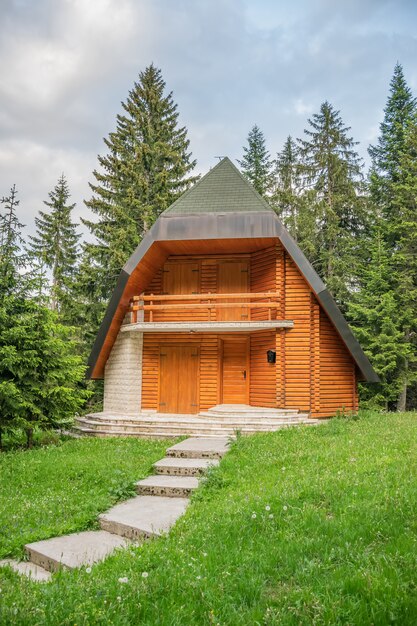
0,437,174,559
1,412,417,625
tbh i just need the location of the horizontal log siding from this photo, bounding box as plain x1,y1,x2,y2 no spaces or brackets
317,311,357,417
283,255,311,413
250,247,277,320
141,333,218,411
250,331,277,407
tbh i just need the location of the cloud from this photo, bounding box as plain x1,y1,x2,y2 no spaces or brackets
0,0,416,237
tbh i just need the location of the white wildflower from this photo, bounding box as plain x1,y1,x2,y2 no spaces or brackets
252,513,257,519
142,571,149,579
265,505,271,511
117,596,122,602
85,567,92,574
118,577,129,584
269,514,274,519
283,505,288,511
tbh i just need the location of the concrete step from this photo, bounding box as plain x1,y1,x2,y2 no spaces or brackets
166,437,230,459
25,530,129,572
154,457,219,476
203,404,300,415
74,421,317,439
99,495,189,540
77,416,309,429
0,559,52,582
136,475,199,498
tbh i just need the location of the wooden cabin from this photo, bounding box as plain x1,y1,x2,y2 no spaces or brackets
87,158,378,421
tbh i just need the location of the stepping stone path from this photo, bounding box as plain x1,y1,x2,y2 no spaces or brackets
0,437,229,582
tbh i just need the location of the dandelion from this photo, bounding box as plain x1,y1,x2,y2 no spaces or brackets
283,505,288,511
196,575,201,580
142,571,149,579
251,513,257,519
85,567,92,574
265,505,271,511
118,577,129,584
117,596,122,602
269,513,274,519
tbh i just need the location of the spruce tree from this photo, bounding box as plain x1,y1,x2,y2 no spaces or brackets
0,190,89,449
83,64,197,301
365,64,417,410
369,62,416,223
348,217,410,409
238,125,273,197
272,136,301,235
29,174,80,318
297,101,367,304
389,115,417,410
0,185,25,296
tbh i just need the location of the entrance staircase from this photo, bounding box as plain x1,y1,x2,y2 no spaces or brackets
74,404,320,438
0,438,229,581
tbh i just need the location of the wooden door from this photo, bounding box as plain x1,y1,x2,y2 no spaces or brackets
159,346,199,413
217,261,249,321
163,262,199,295
221,337,249,404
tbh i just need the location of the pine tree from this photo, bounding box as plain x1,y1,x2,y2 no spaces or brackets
389,115,417,410
238,125,273,197
369,62,417,223
272,136,300,234
83,64,197,301
297,101,367,304
29,174,80,318
0,295,90,448
348,217,409,409
0,185,25,296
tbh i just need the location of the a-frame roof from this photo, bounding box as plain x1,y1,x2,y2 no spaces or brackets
87,157,379,383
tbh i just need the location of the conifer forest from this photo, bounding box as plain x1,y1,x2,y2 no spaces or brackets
1,63,417,445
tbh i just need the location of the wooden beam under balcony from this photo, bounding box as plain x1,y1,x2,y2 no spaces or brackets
120,320,294,333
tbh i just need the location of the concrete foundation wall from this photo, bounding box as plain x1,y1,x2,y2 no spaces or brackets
103,332,143,414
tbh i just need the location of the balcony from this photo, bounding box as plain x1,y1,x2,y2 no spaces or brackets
121,292,294,334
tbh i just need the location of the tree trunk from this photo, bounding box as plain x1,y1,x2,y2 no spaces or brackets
397,359,408,412
397,382,407,412
26,427,34,449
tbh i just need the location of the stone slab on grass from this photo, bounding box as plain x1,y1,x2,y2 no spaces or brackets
166,437,230,459
0,559,52,582
136,475,199,497
25,530,129,572
154,457,219,476
99,495,189,540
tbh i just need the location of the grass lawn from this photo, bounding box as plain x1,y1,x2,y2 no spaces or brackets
0,412,416,625
0,437,174,559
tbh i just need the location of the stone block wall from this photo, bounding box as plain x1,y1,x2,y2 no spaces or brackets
103,332,143,414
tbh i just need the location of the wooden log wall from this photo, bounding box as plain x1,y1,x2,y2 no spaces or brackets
139,246,359,417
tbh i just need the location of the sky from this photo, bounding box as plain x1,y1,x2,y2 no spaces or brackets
0,0,416,237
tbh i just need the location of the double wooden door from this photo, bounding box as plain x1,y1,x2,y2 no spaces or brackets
221,336,249,404
159,345,199,413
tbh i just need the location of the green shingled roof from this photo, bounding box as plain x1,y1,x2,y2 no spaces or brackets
163,157,275,216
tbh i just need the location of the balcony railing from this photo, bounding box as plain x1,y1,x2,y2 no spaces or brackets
128,291,281,323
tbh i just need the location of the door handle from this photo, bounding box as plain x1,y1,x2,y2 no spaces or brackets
243,370,247,380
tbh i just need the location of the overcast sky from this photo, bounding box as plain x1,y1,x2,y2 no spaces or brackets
1,0,416,236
